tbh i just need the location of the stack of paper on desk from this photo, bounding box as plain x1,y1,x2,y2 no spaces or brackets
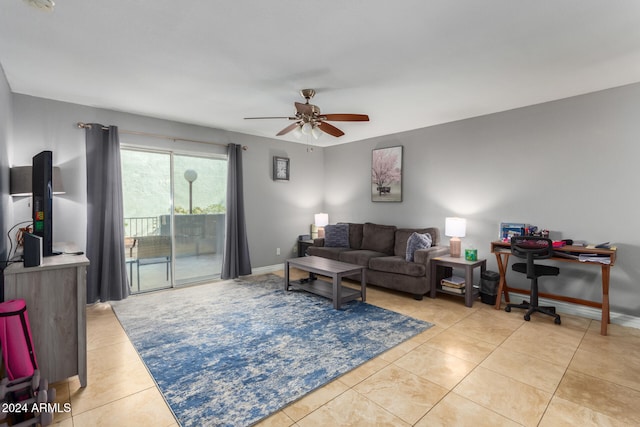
578,254,611,264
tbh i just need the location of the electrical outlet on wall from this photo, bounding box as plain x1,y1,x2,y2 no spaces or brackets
276,247,280,256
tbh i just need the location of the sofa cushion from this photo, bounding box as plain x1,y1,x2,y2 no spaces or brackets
339,250,387,267
394,228,435,257
405,232,432,262
324,224,350,248
306,246,352,261
369,256,426,277
361,223,397,255
347,223,364,249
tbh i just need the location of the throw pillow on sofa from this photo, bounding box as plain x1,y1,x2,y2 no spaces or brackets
406,232,432,262
324,224,350,247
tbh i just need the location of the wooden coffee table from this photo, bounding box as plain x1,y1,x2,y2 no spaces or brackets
285,256,366,309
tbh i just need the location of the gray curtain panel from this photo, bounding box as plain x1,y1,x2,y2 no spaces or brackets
85,124,130,303
221,143,252,279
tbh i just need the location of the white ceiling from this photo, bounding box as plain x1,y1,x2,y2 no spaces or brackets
1,1,639,147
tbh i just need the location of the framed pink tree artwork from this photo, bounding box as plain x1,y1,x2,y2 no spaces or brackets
371,146,402,202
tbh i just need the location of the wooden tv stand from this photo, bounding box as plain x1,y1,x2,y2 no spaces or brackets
3,251,89,387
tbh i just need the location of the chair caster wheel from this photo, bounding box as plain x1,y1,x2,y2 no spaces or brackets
555,317,561,325
524,314,531,321
505,306,511,312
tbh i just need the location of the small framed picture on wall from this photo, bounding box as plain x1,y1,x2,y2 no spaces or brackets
273,156,290,181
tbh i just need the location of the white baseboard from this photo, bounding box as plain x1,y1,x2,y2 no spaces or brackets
507,292,640,330
245,267,640,330
244,264,283,276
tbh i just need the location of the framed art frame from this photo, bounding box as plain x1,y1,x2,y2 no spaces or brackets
273,156,290,181
371,146,402,202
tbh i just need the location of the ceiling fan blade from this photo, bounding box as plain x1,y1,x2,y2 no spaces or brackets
276,123,301,136
321,114,369,122
317,122,345,137
244,116,296,120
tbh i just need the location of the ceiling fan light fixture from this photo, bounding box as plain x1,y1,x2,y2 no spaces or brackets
301,122,313,135
311,125,322,140
24,0,55,11
244,88,369,139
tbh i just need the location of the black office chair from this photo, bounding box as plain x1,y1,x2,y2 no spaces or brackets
505,236,561,324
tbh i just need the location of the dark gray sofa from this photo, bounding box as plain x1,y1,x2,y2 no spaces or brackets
306,222,450,299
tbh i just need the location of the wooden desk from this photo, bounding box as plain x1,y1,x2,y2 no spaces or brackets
3,252,89,386
490,241,617,336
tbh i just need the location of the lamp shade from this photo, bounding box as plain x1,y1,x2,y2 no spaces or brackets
445,217,466,238
301,122,313,135
314,213,329,227
311,125,322,140
293,124,303,139
10,166,65,196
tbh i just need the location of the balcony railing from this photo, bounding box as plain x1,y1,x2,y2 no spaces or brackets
124,213,225,257
124,214,225,293
124,216,160,237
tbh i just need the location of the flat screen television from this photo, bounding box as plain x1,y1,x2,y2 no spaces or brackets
32,150,53,257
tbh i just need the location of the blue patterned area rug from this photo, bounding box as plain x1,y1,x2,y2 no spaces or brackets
111,274,433,427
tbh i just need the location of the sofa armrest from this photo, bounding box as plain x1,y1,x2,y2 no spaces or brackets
313,238,325,247
415,246,452,287
413,245,450,265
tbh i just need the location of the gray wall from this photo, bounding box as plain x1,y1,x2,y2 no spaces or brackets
323,82,640,317
9,94,324,270
5,81,639,318
0,65,12,270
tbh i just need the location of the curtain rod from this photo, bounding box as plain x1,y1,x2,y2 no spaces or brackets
76,122,247,151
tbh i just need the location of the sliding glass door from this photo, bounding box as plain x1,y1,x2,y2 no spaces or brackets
121,148,227,293
172,154,227,286
122,150,172,293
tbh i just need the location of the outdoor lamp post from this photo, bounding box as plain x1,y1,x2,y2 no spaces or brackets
184,169,198,213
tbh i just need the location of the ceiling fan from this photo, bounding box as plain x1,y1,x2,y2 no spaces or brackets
244,89,369,139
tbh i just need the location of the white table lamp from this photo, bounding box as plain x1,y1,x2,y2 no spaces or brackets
314,213,329,238
445,217,466,258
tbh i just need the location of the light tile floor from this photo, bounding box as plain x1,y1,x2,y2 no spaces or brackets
48,269,640,426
